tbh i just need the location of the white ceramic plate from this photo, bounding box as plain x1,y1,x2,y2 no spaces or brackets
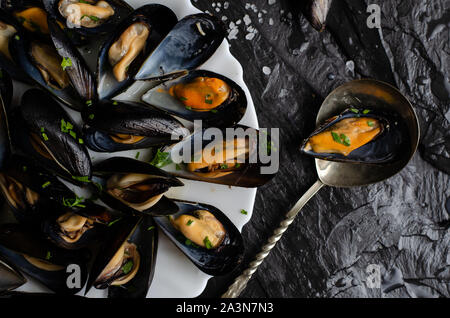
13,0,258,298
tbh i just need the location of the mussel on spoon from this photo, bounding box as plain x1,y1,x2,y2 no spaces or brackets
222,79,420,297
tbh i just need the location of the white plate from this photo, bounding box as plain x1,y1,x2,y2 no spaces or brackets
14,0,258,298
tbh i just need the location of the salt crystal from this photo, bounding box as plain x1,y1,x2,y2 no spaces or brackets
262,66,271,75
243,14,251,25
269,18,274,25
268,0,276,5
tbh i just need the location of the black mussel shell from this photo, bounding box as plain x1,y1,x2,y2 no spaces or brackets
43,0,133,37
0,69,13,170
300,0,332,32
300,107,410,164
108,216,157,298
0,257,27,293
11,89,92,185
92,157,183,216
97,4,177,100
135,13,226,81
0,223,89,294
163,125,277,188
0,154,75,224
42,201,117,250
9,33,86,111
141,70,247,128
82,101,188,152
48,17,96,106
85,215,157,296
154,200,244,276
0,9,31,82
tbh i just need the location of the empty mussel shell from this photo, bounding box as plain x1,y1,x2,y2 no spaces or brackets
43,0,133,36
135,13,226,81
300,107,410,164
141,70,247,127
154,199,244,276
83,100,188,152
0,257,27,293
10,89,92,185
97,4,177,100
92,157,183,216
163,125,277,188
85,215,157,297
0,223,89,294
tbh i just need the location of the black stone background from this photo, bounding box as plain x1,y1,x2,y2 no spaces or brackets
192,0,450,298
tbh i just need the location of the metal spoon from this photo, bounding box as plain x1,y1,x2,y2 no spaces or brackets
222,79,420,297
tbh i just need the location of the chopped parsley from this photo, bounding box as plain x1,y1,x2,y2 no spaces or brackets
61,57,72,71
69,130,77,139
331,132,351,147
349,108,359,113
186,219,193,226
78,138,84,144
41,181,51,188
14,35,20,40
219,163,228,169
112,101,118,105
367,120,374,127
122,260,134,274
62,195,86,208
205,99,213,104
81,15,100,22
210,109,218,113
22,166,27,172
149,148,172,168
71,175,90,183
240,209,248,215
88,113,95,120
235,163,241,168
86,100,93,107
362,109,371,114
179,97,188,101
147,226,155,231
175,164,182,170
185,239,199,248
203,236,213,249
41,133,48,141
185,106,192,110
107,218,121,227
135,152,140,159
45,251,51,260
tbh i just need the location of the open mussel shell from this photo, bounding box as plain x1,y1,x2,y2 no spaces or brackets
97,4,177,100
42,201,117,250
165,125,277,188
86,215,157,297
0,224,89,294
83,100,188,152
0,257,27,293
10,89,92,185
0,9,32,82
300,107,410,164
135,13,226,81
43,0,133,37
0,155,75,224
48,17,96,106
92,157,183,216
9,30,89,111
141,70,247,127
154,200,244,276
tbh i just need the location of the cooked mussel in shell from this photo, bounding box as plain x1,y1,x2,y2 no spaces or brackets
300,107,410,163
135,13,226,81
86,216,157,297
141,70,247,127
165,126,277,187
43,0,133,36
97,4,177,99
0,224,88,294
83,101,188,152
92,157,182,216
10,89,92,185
154,200,243,276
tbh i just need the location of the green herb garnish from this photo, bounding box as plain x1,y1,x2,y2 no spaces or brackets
45,251,51,260
112,101,118,105
219,163,228,169
78,138,84,144
88,114,95,120
122,260,133,274
149,148,172,168
42,181,51,188
186,219,193,226
367,120,374,127
61,57,72,71
62,195,86,208
135,152,140,159
240,209,248,215
71,175,90,183
350,108,359,113
210,109,218,113
14,35,20,40
147,225,155,231
22,166,27,172
203,236,213,249
179,97,188,101
363,109,371,114
107,218,121,227
175,164,182,170
41,133,48,141
235,163,241,168
69,130,77,139
86,100,93,107
185,106,192,110
80,15,100,22
331,131,351,147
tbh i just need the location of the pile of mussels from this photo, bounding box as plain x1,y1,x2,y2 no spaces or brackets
0,0,276,297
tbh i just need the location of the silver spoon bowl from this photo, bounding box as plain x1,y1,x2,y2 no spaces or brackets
222,79,420,297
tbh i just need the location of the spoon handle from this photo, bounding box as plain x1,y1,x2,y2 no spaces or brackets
222,179,325,298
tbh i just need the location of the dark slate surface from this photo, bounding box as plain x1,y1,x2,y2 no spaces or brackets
193,0,450,298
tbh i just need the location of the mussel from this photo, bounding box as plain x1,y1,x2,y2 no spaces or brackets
97,4,177,100
0,257,26,293
0,224,89,294
2,0,50,37
300,107,410,164
42,202,117,250
43,0,133,36
85,215,157,297
92,157,183,216
10,89,92,185
135,13,226,81
163,126,277,188
82,100,188,152
141,70,247,127
154,200,244,276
